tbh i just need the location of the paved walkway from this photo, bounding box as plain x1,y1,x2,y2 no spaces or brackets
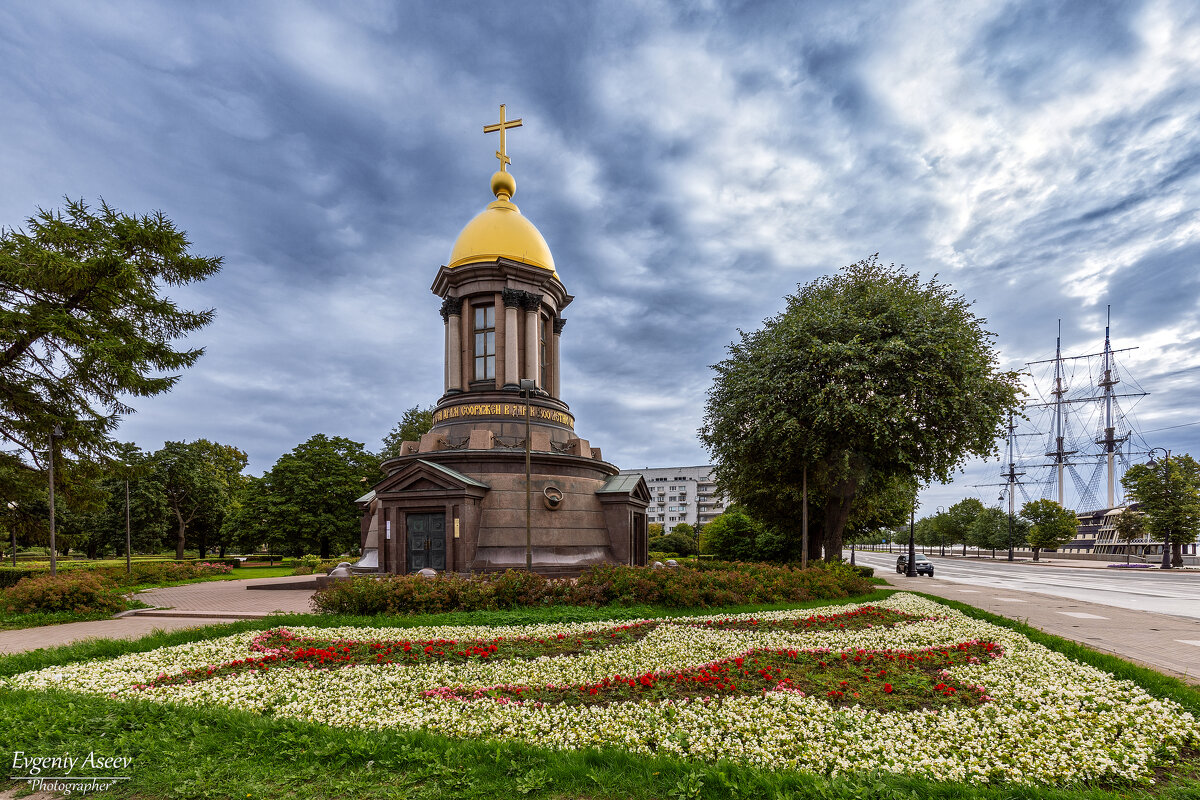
882,572,1200,685
0,575,318,655
133,574,317,616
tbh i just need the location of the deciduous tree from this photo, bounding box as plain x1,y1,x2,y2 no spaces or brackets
380,406,434,459
152,440,247,559
248,434,381,559
1121,454,1200,568
1112,508,1147,564
701,256,1020,562
1020,499,1077,561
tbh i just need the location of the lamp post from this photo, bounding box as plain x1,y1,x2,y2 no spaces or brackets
520,378,537,573
48,424,63,576
937,506,945,557
1147,448,1173,570
906,500,918,578
123,463,132,577
6,501,16,567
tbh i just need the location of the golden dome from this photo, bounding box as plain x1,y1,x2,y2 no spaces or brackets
447,171,556,273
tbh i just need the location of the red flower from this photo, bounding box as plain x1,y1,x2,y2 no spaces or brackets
883,684,893,693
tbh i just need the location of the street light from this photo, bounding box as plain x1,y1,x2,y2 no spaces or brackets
48,424,63,576
999,493,1015,562
1146,448,1173,570
6,501,17,568
937,506,945,557
906,499,918,578
123,462,132,577
520,378,538,573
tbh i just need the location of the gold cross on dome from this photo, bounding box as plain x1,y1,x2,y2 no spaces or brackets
483,104,523,172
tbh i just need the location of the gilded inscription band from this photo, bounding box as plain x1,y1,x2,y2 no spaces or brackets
432,402,574,428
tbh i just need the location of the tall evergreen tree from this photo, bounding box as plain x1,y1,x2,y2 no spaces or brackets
0,198,221,501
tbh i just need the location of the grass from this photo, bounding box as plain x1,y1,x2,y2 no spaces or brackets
128,564,297,588
2,587,1199,799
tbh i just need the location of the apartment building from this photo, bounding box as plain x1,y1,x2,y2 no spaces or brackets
617,465,726,533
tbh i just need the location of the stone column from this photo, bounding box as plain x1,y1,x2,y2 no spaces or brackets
440,297,463,393
549,316,566,398
523,292,543,387
459,299,472,390
502,289,522,389
551,317,566,398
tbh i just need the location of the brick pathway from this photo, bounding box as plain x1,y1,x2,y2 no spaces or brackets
0,575,318,655
883,572,1200,685
133,574,317,616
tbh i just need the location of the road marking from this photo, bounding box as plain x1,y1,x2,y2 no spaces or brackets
1176,640,1200,648
1056,612,1108,620
956,589,980,593
994,598,1026,602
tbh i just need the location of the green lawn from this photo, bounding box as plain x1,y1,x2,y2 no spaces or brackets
1,590,1198,799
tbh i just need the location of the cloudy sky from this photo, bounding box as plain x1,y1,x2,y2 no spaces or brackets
3,0,1198,513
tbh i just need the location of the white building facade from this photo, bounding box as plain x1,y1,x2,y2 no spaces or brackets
617,465,726,533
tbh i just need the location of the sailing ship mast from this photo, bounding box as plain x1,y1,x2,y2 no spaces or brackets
1022,309,1147,512
1095,306,1127,508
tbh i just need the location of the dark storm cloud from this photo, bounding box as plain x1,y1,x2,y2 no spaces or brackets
2,0,1198,514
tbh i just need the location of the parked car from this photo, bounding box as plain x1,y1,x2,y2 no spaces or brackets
896,553,935,576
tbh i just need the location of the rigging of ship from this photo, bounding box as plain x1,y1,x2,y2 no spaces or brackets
997,306,1151,516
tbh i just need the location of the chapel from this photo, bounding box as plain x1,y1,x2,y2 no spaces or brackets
355,106,649,576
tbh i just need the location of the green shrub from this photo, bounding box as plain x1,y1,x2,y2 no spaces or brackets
0,568,40,589
0,573,127,614
311,562,873,615
648,532,699,556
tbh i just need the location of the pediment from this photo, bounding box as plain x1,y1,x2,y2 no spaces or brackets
597,473,651,503
373,459,490,496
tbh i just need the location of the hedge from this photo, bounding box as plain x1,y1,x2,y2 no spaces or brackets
312,561,874,615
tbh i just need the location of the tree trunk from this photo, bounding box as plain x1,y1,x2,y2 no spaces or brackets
1032,546,1040,562
807,527,822,565
175,511,186,560
1172,541,1184,568
218,544,226,557
319,537,330,559
822,495,854,563
198,531,207,559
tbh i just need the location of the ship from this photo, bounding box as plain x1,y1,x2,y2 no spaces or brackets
996,307,1162,557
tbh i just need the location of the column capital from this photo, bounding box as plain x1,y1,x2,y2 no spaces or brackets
439,297,463,321
502,288,524,308
520,292,543,312
553,317,567,335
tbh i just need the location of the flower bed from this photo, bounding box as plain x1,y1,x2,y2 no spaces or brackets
5,593,1197,786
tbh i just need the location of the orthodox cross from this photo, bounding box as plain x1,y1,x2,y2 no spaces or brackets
483,104,523,172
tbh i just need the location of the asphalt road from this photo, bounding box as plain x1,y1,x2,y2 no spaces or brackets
850,550,1200,620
